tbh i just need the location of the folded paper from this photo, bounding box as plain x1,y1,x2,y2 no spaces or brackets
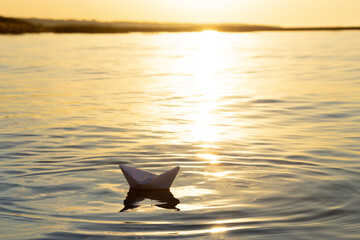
119,164,180,190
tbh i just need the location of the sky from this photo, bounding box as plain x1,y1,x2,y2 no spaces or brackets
1,0,360,27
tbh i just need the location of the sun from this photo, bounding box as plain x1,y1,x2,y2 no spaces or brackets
165,0,229,22
187,0,218,9
171,0,220,8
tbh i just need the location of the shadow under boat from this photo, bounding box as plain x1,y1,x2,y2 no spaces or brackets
120,188,180,212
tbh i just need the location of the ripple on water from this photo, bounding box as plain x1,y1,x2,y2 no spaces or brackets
1,32,360,239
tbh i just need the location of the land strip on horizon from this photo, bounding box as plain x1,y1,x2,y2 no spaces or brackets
1,16,360,34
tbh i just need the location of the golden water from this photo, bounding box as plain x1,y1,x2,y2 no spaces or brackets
0,31,360,239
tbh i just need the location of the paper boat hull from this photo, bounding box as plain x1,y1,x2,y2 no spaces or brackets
119,164,180,190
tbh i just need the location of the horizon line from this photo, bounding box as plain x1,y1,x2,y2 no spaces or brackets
5,15,360,28
1,15,360,34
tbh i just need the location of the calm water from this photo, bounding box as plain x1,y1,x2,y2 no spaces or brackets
1,31,360,239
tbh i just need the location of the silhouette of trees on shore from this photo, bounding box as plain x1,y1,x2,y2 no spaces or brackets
1,16,359,34
0,16,280,34
0,16,44,34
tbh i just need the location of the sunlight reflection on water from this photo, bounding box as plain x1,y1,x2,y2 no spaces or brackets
0,31,360,239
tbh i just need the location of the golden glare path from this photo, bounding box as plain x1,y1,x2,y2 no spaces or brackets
182,31,227,164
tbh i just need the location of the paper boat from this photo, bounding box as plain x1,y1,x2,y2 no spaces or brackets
119,164,180,190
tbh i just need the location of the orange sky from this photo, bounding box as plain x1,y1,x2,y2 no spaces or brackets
1,0,360,26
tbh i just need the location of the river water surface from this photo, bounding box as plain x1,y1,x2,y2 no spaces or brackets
1,31,360,239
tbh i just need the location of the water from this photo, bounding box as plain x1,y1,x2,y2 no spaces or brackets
0,31,360,239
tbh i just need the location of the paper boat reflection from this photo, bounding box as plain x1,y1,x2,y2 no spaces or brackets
119,164,180,190
120,188,180,212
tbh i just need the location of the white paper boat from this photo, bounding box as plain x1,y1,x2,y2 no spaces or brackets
119,164,180,190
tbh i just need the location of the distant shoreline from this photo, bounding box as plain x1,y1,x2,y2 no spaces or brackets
272,27,360,32
1,16,360,34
